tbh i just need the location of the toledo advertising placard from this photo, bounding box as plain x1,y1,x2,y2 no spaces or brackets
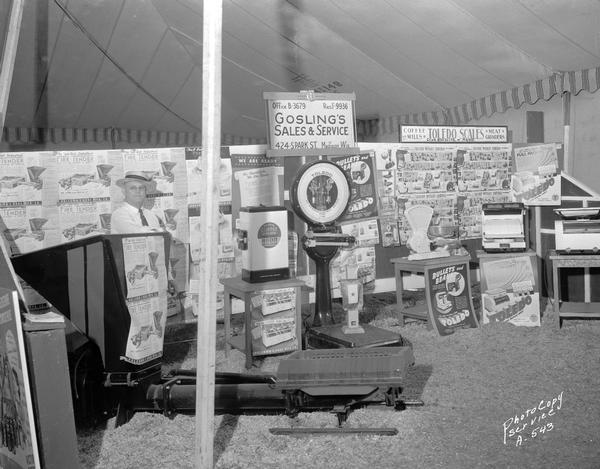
426,262,479,336
264,91,357,155
330,153,378,221
400,125,508,144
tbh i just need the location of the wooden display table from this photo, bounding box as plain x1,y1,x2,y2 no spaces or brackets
549,250,600,328
221,276,305,369
390,254,478,336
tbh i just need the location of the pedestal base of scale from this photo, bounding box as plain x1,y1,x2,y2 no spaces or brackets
305,323,403,349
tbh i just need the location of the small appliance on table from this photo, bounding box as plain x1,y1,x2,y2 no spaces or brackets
481,202,527,252
290,159,403,349
237,206,289,282
554,207,600,254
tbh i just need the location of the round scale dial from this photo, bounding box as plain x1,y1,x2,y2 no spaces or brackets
290,160,351,226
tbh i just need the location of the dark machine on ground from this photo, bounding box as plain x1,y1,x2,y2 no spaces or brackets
12,234,421,434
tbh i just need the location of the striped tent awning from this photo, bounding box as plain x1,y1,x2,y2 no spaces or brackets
358,66,600,138
0,127,267,148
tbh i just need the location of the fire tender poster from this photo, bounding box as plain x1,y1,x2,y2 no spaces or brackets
331,153,378,222
121,236,169,365
426,261,478,336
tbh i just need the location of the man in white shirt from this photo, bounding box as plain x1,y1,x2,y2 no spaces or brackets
111,170,182,316
111,171,165,234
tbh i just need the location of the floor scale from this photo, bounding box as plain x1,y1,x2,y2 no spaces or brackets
290,159,403,349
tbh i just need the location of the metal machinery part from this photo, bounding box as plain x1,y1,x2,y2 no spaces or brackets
143,347,423,434
289,159,355,326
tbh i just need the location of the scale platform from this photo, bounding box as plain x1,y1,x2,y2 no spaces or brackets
305,323,404,349
275,346,414,390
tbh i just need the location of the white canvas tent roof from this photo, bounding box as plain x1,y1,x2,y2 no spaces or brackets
1,0,600,146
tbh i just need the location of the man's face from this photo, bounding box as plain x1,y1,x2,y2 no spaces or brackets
123,181,147,208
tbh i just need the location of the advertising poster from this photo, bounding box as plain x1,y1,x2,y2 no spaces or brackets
340,219,379,247
455,144,512,192
217,205,235,260
331,246,376,296
215,258,237,320
230,151,284,217
0,152,53,207
56,150,114,201
120,148,185,197
188,213,202,263
167,240,188,308
379,217,401,247
146,195,188,243
185,156,203,208
0,204,59,256
0,288,40,469
185,147,232,206
398,193,458,245
58,199,111,244
426,262,478,336
331,153,378,221
369,144,400,221
396,146,456,194
456,191,513,240
249,287,297,356
511,143,560,206
123,236,167,300
121,236,168,365
479,254,540,327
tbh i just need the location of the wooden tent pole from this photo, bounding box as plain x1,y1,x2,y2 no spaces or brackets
0,0,25,131
195,0,222,467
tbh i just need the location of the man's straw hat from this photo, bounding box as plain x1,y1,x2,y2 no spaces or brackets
116,171,155,190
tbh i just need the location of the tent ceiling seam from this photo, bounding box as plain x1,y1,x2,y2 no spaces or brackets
515,0,600,61
448,0,556,75
34,1,63,121
328,0,449,108
384,0,545,90
53,0,201,132
112,26,168,127
73,0,126,127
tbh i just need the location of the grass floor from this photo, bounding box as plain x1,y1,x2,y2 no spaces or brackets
77,293,600,468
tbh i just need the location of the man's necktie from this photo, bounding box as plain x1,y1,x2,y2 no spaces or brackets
139,208,149,226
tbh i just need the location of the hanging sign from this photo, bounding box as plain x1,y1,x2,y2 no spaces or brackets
264,91,359,157
400,125,508,144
